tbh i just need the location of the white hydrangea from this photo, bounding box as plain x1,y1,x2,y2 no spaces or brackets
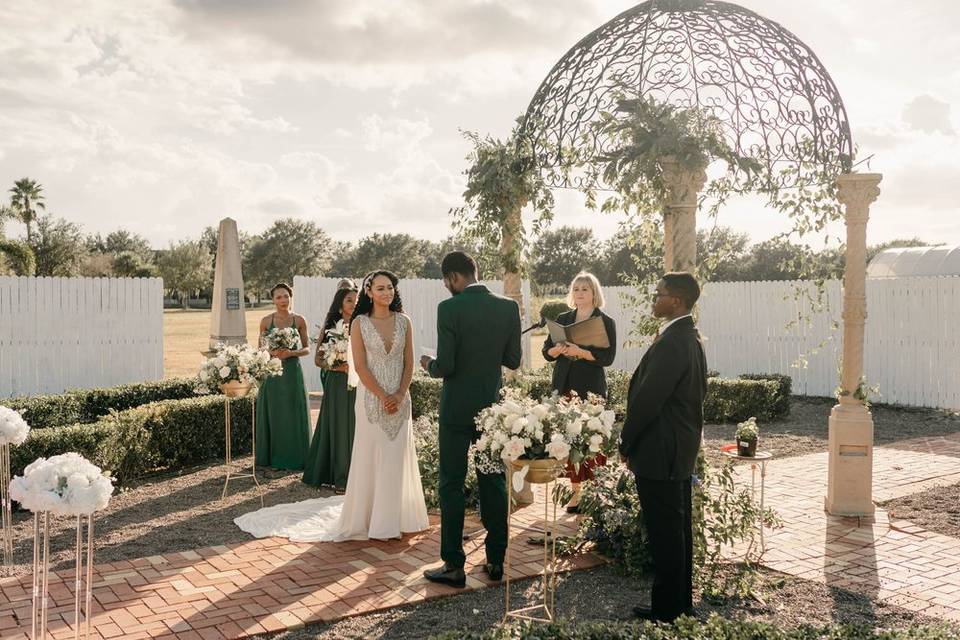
0,405,30,446
9,452,114,516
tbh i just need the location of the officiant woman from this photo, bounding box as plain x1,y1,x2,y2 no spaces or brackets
542,271,617,513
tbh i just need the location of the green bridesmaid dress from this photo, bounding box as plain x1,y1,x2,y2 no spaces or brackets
255,315,310,470
302,369,356,490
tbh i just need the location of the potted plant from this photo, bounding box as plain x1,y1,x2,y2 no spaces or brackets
735,417,759,457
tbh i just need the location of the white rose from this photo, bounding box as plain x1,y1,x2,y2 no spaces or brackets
218,366,232,379
602,410,616,428
587,417,603,432
589,434,604,452
512,417,528,435
546,434,570,461
531,404,549,419
565,420,582,438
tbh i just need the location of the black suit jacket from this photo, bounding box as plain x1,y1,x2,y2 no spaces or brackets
618,316,707,481
542,308,617,399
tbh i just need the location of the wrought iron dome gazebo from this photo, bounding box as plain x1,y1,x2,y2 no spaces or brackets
519,0,854,188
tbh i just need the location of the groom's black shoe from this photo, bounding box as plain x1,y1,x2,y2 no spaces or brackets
483,563,503,581
424,564,466,588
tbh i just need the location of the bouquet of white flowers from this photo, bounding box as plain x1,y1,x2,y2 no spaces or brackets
9,452,115,515
265,326,301,351
196,343,283,394
314,320,351,369
0,405,30,447
471,388,616,475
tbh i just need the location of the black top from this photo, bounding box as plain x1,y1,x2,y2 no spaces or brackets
618,316,708,481
541,308,617,400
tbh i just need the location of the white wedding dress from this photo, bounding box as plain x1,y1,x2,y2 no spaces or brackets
235,313,430,542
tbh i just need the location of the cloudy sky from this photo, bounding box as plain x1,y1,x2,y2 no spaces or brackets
0,0,957,249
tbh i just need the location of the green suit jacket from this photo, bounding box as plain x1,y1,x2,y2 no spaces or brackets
427,284,522,427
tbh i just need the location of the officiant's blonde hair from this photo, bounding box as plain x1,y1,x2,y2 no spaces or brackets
566,271,605,309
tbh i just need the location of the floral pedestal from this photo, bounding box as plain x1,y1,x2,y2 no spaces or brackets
503,457,567,624
219,382,264,507
10,453,113,640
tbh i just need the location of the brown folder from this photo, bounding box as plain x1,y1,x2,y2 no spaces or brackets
545,316,610,349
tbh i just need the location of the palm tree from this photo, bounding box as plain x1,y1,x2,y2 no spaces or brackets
9,178,46,244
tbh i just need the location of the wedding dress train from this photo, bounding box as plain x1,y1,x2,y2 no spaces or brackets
235,313,430,542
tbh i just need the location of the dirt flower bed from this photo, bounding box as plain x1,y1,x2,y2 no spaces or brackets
880,481,960,539
255,564,951,640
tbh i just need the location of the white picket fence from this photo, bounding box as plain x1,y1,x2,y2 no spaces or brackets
0,276,164,398
600,277,960,410
294,277,533,393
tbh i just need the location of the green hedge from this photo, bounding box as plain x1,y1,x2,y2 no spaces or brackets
432,616,958,640
410,370,784,425
4,378,202,429
538,299,569,323
740,373,792,418
10,395,251,485
704,377,780,423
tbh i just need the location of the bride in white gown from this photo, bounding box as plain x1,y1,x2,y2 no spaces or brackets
235,271,429,542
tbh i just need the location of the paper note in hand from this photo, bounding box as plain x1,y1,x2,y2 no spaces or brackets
421,347,436,359
545,316,610,349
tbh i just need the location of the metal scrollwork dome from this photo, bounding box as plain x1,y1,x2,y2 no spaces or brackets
520,0,854,188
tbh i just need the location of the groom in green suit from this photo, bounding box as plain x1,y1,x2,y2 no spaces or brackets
420,251,522,587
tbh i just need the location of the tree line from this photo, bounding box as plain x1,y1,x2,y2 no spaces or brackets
0,178,930,306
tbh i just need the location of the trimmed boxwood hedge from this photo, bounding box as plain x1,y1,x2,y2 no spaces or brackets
4,377,202,429
10,395,252,485
432,616,959,640
740,372,792,418
6,369,791,487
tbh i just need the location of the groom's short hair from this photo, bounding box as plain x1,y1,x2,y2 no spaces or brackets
662,272,700,310
441,251,478,279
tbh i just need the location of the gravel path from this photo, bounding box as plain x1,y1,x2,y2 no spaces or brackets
254,564,950,639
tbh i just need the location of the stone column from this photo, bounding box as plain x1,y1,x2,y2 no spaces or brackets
660,156,707,273
207,217,247,355
825,173,882,517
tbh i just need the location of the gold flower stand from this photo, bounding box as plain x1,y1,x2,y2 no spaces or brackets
503,457,566,624
220,382,264,507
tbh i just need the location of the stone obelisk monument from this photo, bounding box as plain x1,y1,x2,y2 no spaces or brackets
207,217,247,354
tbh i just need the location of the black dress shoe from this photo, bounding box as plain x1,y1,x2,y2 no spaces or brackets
483,563,503,581
423,564,466,588
632,606,656,621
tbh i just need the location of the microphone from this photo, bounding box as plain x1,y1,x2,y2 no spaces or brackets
521,318,546,335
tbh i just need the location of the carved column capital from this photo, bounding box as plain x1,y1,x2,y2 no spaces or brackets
661,156,708,206
836,173,882,222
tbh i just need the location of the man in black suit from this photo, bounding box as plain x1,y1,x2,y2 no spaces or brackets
618,272,707,622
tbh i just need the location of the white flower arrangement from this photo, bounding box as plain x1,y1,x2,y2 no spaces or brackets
196,343,283,394
735,416,759,442
0,405,30,446
471,388,616,475
314,320,351,370
9,452,115,515
265,326,301,351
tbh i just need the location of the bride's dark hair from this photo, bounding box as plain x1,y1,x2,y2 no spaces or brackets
351,270,403,329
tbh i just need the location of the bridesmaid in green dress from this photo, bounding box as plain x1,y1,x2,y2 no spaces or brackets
255,282,311,470
303,281,359,491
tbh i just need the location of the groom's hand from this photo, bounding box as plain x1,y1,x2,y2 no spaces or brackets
420,355,433,372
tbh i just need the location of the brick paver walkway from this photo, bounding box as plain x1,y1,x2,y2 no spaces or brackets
3,431,960,638
733,435,960,624
0,485,600,639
